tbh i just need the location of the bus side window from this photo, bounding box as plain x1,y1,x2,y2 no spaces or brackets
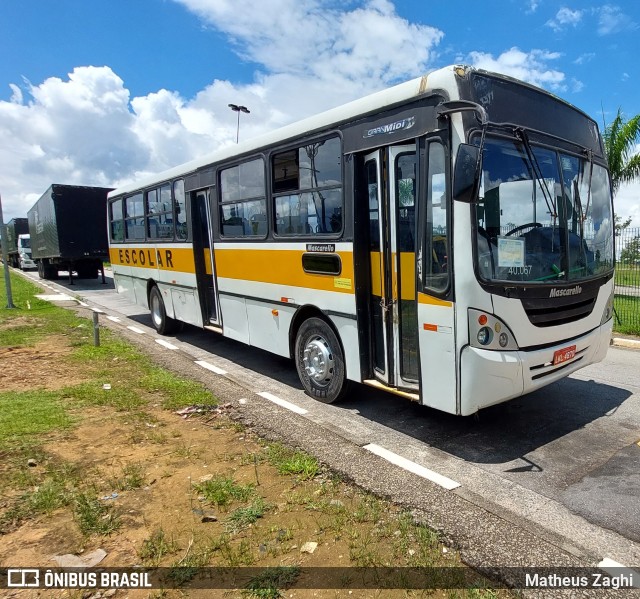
219,159,267,238
125,193,145,241
423,142,449,292
174,179,188,240
272,136,342,236
110,199,124,242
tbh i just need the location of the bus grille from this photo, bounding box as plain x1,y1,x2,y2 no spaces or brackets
521,290,598,327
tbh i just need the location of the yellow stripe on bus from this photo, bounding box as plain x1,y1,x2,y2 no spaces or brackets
214,248,355,294
418,292,452,307
110,247,196,273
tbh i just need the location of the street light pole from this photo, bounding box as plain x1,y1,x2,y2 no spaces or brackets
228,103,250,143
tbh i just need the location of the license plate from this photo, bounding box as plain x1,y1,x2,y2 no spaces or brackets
553,345,576,365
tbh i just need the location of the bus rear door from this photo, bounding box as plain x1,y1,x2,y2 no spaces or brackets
191,188,221,328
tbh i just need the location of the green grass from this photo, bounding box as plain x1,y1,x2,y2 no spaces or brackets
73,491,120,535
195,475,256,508
613,295,640,335
243,566,300,599
265,442,320,480
141,366,215,410
139,529,180,565
0,390,74,449
226,497,270,532
615,266,640,287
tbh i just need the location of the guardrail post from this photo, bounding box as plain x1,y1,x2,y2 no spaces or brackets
92,311,100,347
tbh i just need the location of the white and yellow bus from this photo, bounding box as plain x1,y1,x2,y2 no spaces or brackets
108,65,615,415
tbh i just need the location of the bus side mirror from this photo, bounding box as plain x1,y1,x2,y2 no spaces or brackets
452,144,481,203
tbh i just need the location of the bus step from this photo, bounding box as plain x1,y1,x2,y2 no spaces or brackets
363,379,419,402
204,324,223,334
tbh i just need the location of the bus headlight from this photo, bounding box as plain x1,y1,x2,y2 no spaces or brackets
477,327,493,345
601,287,614,324
469,309,519,351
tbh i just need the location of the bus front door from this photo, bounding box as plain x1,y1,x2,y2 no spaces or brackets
192,188,220,327
364,145,419,391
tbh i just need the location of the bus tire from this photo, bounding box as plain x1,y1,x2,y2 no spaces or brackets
149,286,178,335
295,317,348,403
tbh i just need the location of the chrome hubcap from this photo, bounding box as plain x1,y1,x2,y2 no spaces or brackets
303,335,334,386
150,294,162,326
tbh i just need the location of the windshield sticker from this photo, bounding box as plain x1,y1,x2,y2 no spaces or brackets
363,117,415,139
497,237,525,268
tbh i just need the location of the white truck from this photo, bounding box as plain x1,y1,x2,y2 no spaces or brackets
15,234,36,270
5,218,36,270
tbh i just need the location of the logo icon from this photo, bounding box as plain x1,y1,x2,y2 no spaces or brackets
7,569,40,587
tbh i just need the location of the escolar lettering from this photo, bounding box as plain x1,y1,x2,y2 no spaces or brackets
116,248,174,269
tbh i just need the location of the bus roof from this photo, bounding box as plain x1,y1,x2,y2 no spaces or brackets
108,63,594,199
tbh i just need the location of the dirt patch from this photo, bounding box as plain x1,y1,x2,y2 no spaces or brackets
0,336,84,392
0,326,490,598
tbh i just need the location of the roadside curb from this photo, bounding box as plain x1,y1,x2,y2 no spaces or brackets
611,337,640,349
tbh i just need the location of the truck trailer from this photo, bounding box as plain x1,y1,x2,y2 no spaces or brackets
27,184,113,281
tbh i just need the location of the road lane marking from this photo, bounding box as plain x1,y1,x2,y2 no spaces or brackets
363,443,460,490
35,294,74,302
107,316,121,323
257,391,308,415
156,339,178,350
195,360,227,375
91,307,104,313
127,326,145,334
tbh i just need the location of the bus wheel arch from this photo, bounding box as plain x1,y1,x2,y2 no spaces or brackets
148,284,179,335
291,308,349,404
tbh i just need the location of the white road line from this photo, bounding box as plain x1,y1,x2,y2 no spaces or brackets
107,316,121,323
597,559,640,588
127,325,145,334
257,391,308,415
91,307,104,313
195,360,227,375
156,339,178,350
35,293,74,302
78,301,89,307
363,443,461,490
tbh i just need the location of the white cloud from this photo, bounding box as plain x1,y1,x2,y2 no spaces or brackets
597,4,637,36
1,0,445,219
174,0,443,84
8,84,23,104
526,1,539,14
574,53,595,65
614,182,640,229
613,143,640,228
0,66,147,217
546,7,583,32
467,47,566,91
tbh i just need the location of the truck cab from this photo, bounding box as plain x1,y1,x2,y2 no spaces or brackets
17,234,36,270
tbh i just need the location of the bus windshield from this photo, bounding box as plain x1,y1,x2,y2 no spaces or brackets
475,137,614,284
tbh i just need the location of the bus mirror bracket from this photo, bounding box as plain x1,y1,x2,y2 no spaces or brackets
436,101,487,203
453,144,481,204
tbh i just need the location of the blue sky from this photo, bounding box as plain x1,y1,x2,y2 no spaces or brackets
1,0,639,224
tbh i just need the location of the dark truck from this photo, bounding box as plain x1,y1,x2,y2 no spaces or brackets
27,184,113,281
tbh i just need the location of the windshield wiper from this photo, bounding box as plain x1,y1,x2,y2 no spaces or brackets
515,128,557,225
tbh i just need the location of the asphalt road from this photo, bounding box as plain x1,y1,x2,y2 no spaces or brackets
21,269,640,594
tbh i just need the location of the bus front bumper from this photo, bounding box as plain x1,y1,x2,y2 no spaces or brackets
459,321,612,416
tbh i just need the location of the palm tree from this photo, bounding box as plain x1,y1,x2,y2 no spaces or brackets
603,108,640,195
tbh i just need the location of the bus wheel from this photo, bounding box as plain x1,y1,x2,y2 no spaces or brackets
295,317,348,403
149,286,178,335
